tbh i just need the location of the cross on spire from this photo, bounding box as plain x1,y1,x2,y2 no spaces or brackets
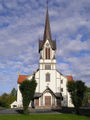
47,0,48,8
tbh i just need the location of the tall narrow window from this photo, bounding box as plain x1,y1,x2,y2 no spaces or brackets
61,88,63,92
61,80,63,84
48,48,50,59
45,48,47,59
46,73,50,82
45,48,50,59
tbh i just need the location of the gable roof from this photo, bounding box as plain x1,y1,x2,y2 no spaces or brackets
18,75,28,83
39,40,56,52
41,87,63,99
66,76,73,82
18,75,73,84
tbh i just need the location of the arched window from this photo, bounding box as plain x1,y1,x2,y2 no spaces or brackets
45,48,50,59
46,73,50,82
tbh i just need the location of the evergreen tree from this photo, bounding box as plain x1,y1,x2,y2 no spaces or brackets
19,78,37,114
10,88,17,97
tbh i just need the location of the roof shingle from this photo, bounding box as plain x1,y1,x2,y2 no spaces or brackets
18,75,28,83
66,76,73,82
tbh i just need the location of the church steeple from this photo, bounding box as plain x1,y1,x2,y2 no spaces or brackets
39,2,56,53
43,1,52,42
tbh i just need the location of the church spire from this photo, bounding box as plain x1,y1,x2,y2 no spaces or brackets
39,2,56,53
43,1,52,42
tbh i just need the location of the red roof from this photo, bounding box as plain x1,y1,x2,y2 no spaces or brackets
18,75,28,83
66,76,73,82
88,100,90,103
18,75,73,83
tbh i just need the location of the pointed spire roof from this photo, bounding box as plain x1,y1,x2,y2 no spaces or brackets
43,1,52,42
39,2,56,53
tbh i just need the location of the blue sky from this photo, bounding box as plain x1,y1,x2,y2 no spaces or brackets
0,0,90,95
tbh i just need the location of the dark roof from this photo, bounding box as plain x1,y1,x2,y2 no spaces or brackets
56,70,63,75
43,4,52,42
39,4,56,52
34,92,62,99
39,40,43,52
39,40,56,52
55,93,62,98
40,87,63,99
34,93,41,98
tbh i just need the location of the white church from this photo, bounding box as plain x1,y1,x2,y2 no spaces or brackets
11,4,73,109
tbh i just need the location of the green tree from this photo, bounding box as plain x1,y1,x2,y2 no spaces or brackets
0,93,9,107
67,80,86,114
87,87,90,100
7,88,17,107
10,88,17,97
82,86,90,106
19,78,37,114
0,88,17,108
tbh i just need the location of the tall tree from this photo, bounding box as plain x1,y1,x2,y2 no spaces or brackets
10,88,17,97
82,87,90,106
67,80,86,114
19,78,37,114
0,93,9,107
7,88,17,107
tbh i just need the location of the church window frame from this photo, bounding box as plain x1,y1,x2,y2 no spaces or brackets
61,80,63,84
45,47,50,59
46,73,50,82
61,88,63,92
45,64,51,70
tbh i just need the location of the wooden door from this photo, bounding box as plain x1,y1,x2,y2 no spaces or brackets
45,96,51,106
34,99,39,106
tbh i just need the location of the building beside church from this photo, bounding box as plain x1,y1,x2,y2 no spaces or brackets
11,5,73,109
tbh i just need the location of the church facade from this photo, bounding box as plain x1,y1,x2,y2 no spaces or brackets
11,5,73,109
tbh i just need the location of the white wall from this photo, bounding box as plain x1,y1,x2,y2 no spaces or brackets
17,84,23,107
16,38,74,108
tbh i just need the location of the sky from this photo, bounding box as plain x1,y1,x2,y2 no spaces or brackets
0,0,90,95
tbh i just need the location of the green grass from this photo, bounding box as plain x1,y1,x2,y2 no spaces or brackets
0,114,90,120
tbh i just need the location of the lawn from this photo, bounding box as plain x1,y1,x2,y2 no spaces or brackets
0,114,90,120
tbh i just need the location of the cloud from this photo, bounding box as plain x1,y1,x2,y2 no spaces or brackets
0,0,90,94
56,34,89,58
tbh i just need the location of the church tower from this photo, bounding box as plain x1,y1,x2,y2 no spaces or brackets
39,3,56,71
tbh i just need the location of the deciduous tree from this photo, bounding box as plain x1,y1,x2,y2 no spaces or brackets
67,80,86,114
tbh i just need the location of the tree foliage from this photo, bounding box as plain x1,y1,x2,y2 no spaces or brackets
7,88,17,106
11,88,17,97
67,80,86,114
19,78,37,114
87,87,90,100
82,87,90,106
0,93,9,107
0,88,17,108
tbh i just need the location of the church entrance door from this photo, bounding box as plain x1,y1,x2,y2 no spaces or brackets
45,96,51,106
